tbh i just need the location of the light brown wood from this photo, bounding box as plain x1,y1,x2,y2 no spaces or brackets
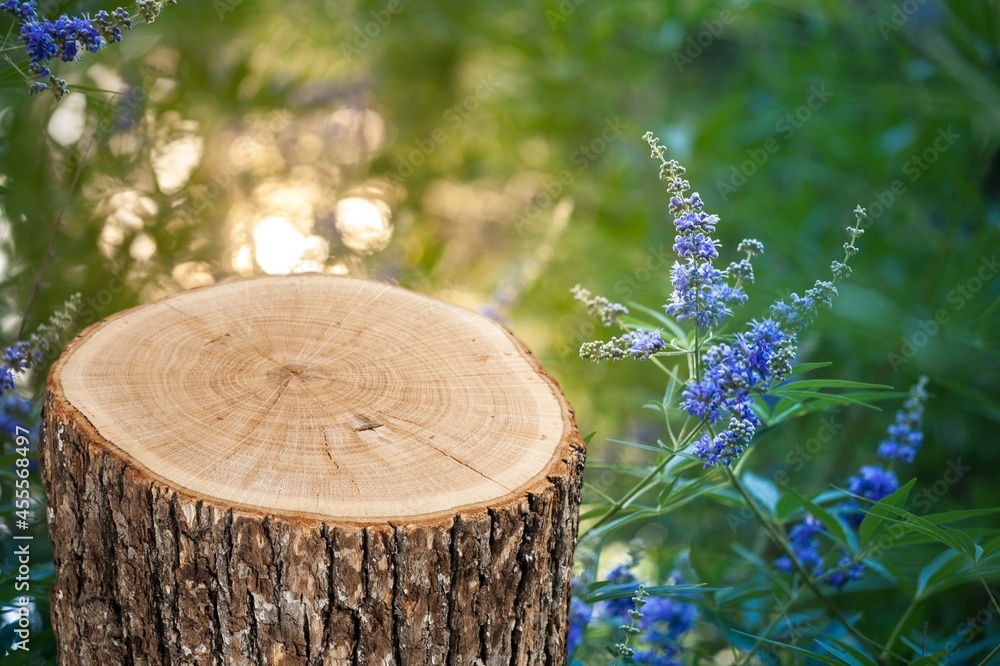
40,275,585,665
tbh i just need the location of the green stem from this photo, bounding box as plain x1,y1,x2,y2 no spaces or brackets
724,467,904,661
881,596,917,661
978,641,1000,666
736,586,804,666
582,428,700,538
18,97,117,338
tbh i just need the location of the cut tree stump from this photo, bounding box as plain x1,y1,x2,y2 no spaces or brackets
40,275,585,666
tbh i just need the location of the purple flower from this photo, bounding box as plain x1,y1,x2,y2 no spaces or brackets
826,555,865,589
566,596,591,656
641,595,696,643
3,341,31,373
644,134,756,334
627,329,666,360
666,261,743,331
692,417,756,468
848,465,899,503
632,580,696,666
681,318,791,466
877,376,929,463
673,232,720,261
842,465,900,529
0,393,32,437
774,515,826,577
601,564,639,620
20,20,57,63
8,3,147,98
2,0,36,21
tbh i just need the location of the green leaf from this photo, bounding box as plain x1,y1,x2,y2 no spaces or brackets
776,379,895,391
908,656,947,666
784,487,853,551
656,473,682,509
920,507,1000,526
856,492,979,560
607,437,667,454
582,431,597,445
915,549,961,600
624,301,687,341
583,482,616,504
814,635,878,666
858,478,916,546
788,361,833,377
741,471,779,515
775,491,802,522
731,631,852,666
766,389,886,409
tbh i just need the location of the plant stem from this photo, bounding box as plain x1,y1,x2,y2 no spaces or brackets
582,428,700,537
724,467,903,661
880,597,917,661
978,641,1000,666
17,96,116,339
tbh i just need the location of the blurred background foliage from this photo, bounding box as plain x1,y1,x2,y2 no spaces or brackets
1,0,999,661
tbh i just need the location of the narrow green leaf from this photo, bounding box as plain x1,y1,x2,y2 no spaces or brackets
656,474,682,509
785,487,853,550
862,499,978,560
741,471,780,515
731,631,849,666
858,478,916,546
815,636,878,666
777,379,894,391
607,437,667,454
788,361,833,377
624,301,687,341
922,507,1000,526
908,656,946,666
583,482,616,504
915,549,961,600
775,491,802,522
767,389,884,409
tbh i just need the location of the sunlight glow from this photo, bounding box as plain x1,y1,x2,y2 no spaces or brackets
335,197,392,254
47,93,87,146
152,133,204,195
253,216,307,275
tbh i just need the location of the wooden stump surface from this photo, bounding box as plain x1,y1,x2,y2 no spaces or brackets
40,275,585,666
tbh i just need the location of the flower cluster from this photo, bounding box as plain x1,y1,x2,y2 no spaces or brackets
576,134,868,467
1,0,175,100
1,293,81,395
839,375,930,527
776,377,929,588
644,131,754,333
579,329,667,362
876,375,929,463
0,392,33,437
577,136,766,366
684,318,792,466
686,206,868,468
570,283,628,326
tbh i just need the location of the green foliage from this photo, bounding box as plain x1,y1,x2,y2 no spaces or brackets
0,0,998,663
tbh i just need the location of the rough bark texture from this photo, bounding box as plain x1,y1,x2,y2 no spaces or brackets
40,390,585,666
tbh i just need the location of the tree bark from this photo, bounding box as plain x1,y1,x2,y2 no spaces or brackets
40,275,585,666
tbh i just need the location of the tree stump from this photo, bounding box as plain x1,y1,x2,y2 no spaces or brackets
39,275,585,666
